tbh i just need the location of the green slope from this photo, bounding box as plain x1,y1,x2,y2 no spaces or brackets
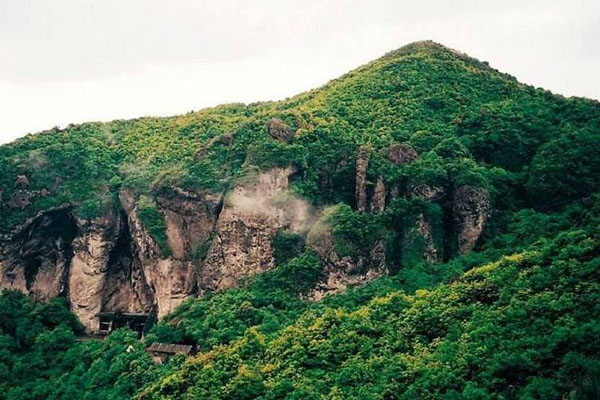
139,223,600,400
1,41,600,400
2,41,599,233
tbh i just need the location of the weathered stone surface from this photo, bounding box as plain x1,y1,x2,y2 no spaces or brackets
7,190,36,209
403,184,444,264
306,209,386,300
453,185,490,254
268,118,295,142
156,188,222,261
411,184,445,202
199,167,309,292
15,175,29,187
120,191,198,320
413,214,439,263
1,206,78,301
220,132,234,146
371,176,387,213
0,247,26,293
387,143,418,165
355,146,369,212
0,186,225,331
69,212,122,330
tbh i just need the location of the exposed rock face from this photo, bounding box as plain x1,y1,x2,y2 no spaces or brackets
120,190,213,320
268,118,295,142
387,144,418,201
199,167,310,292
405,184,445,264
220,132,234,146
412,214,439,263
371,176,387,214
453,185,490,254
306,208,386,300
411,184,444,202
68,213,120,330
355,146,370,212
0,185,226,331
388,143,418,165
6,190,33,209
0,206,78,301
15,175,30,187
3,174,52,210
155,188,222,261
0,166,317,330
0,160,490,331
69,208,156,330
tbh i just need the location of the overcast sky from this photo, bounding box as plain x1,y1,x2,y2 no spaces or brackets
0,0,599,145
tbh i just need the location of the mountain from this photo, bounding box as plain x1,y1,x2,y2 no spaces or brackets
0,41,599,399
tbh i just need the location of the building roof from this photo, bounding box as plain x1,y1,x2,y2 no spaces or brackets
146,342,193,356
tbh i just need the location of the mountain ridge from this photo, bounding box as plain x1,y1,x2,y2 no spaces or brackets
0,41,599,400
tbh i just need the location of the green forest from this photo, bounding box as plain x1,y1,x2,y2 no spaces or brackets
0,41,599,399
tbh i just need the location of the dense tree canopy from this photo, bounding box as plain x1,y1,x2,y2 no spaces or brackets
1,41,599,399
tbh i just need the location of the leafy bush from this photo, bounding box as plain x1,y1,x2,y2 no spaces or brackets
137,196,171,257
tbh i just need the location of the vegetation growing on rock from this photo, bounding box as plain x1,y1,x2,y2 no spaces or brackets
0,41,599,399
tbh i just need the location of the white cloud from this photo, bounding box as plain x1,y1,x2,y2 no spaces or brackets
0,0,598,144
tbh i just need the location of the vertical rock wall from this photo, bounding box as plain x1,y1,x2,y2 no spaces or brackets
453,185,490,254
355,146,369,212
199,167,299,292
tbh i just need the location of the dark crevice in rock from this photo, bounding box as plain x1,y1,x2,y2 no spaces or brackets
101,205,155,313
105,208,134,276
23,256,41,290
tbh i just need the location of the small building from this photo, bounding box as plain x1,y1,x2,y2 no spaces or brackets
94,312,150,338
146,342,194,364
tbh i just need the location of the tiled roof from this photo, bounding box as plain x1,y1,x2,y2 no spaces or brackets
146,342,193,355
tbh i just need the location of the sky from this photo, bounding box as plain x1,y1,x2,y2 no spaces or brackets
0,0,599,145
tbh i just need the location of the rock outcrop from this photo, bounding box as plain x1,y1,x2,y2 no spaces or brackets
411,214,439,264
388,143,418,165
306,207,386,300
1,174,54,210
200,167,311,292
0,186,226,331
68,210,123,330
120,190,221,320
410,184,444,202
0,163,491,331
371,176,387,214
0,166,318,331
0,206,78,301
155,188,222,261
268,118,295,142
453,185,490,254
355,146,369,212
405,184,445,264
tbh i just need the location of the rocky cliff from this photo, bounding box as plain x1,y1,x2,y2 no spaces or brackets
0,154,490,330
199,167,311,292
0,167,321,331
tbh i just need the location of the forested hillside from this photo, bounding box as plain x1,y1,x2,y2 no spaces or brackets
0,41,599,399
